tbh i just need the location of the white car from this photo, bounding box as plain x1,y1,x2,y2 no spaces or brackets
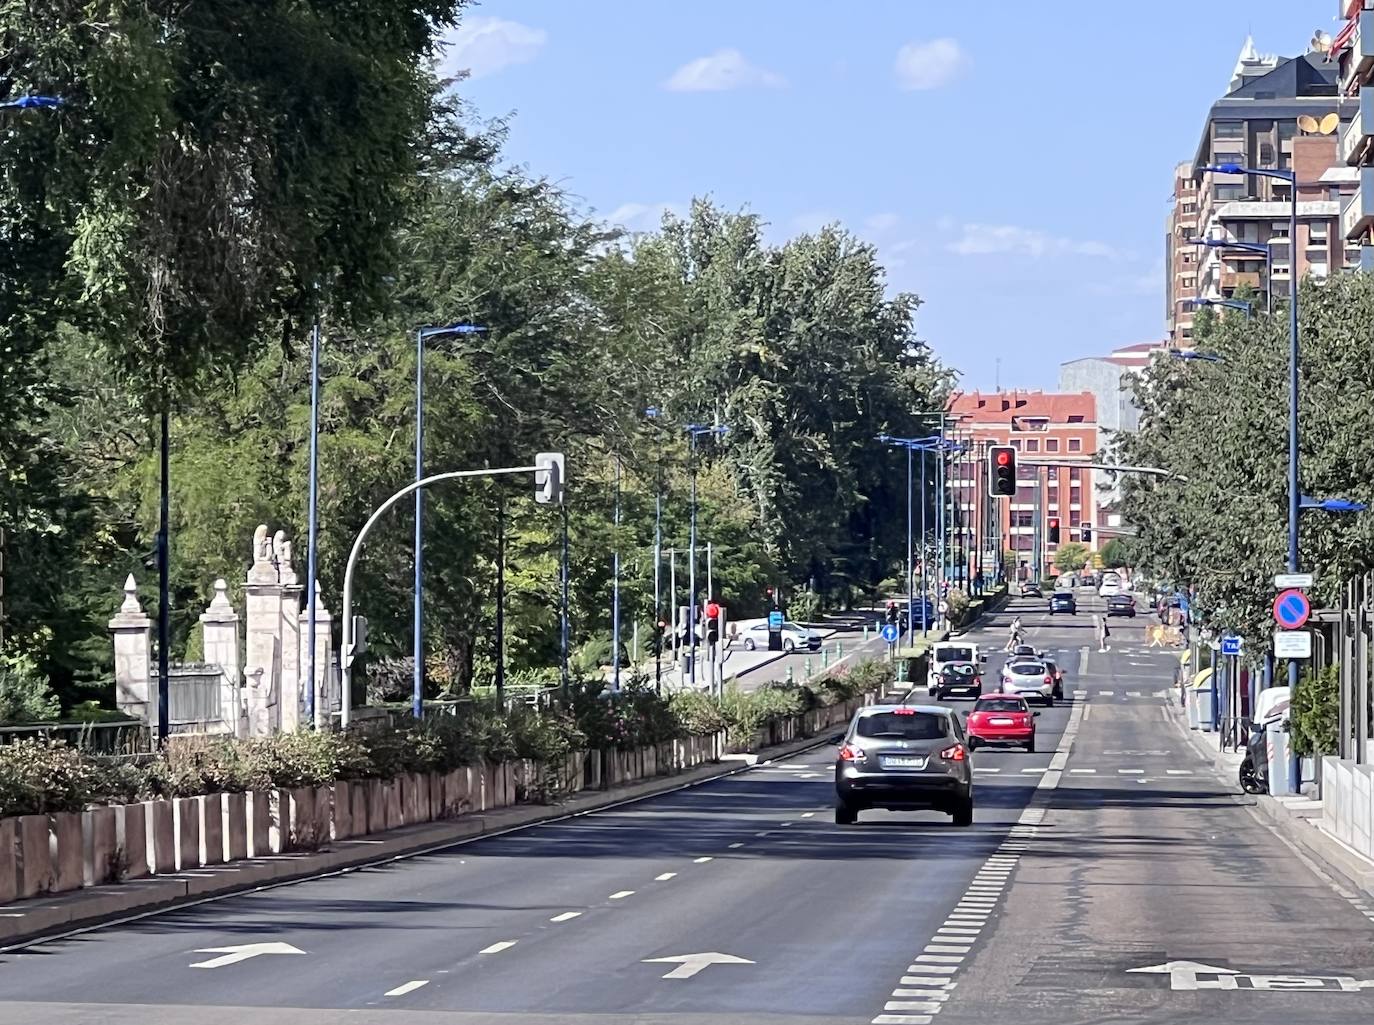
1000,659,1055,706
1098,572,1124,598
739,621,822,652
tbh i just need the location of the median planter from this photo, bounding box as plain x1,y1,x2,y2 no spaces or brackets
81,807,117,887
399,774,418,825
288,787,327,850
383,779,402,830
349,781,368,837
198,794,225,866
331,781,353,841
365,779,385,834
223,793,248,861
245,791,271,857
0,819,17,902
413,773,433,824
50,811,84,893
144,799,175,874
15,814,53,898
115,802,147,879
172,797,201,871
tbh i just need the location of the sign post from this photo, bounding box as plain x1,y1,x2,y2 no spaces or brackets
880,622,900,660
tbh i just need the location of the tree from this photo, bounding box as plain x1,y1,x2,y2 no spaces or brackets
1099,538,1131,569
1053,542,1090,572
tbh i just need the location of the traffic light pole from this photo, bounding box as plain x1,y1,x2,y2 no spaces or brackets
905,444,914,646
919,449,929,633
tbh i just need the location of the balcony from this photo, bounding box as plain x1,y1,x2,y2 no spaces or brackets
1220,269,1264,290
1341,9,1374,95
1340,169,1374,238
1340,87,1374,165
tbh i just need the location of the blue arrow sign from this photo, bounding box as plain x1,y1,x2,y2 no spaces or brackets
880,623,900,644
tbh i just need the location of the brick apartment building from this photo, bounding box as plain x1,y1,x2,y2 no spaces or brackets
947,390,1098,581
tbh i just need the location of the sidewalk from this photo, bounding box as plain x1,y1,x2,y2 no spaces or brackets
1163,694,1374,899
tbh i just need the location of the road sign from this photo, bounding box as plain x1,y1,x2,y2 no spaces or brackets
1273,588,1312,629
643,952,755,980
190,942,307,969
1274,572,1314,589
880,623,899,644
1274,631,1312,658
1221,635,1242,657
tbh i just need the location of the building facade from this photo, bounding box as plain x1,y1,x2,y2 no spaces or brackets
947,391,1098,581
1166,38,1357,343
1335,0,1374,267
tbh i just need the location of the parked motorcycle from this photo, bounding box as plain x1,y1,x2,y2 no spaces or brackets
1238,721,1267,794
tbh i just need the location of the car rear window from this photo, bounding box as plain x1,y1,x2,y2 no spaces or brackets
976,698,1027,712
855,711,949,740
937,646,974,662
941,663,976,677
1007,661,1045,674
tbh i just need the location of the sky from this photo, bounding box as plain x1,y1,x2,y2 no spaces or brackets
439,1,1338,391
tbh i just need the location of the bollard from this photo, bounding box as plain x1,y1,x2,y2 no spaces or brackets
837,640,844,659
805,658,813,679
786,666,794,684
822,648,830,668
863,625,870,643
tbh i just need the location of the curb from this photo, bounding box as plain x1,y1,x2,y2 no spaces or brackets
0,723,850,951
1163,695,1374,900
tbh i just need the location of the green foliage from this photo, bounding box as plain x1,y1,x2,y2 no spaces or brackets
786,590,822,624
0,739,100,814
1053,542,1090,572
0,651,61,724
1099,538,1131,569
1291,663,1339,757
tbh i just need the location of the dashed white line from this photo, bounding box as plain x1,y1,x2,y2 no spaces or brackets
1166,769,1193,775
801,812,816,818
1099,689,1115,696
727,842,745,849
655,873,677,881
384,980,429,997
693,856,713,863
1019,767,1044,774
973,767,1001,774
1069,768,1096,774
1117,769,1144,775
479,941,517,955
550,911,582,923
609,890,635,900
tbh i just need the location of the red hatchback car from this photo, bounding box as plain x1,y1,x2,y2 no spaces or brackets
966,695,1039,752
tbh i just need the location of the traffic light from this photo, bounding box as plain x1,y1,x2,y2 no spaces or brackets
1048,517,1061,544
988,446,1016,497
653,620,667,655
766,586,778,609
534,452,565,505
705,601,721,644
1080,523,1092,543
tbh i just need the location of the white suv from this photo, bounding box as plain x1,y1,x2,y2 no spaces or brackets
1098,571,1123,599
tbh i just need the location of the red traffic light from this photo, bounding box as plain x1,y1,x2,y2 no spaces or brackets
705,601,721,619
1049,518,1059,529
995,451,1010,466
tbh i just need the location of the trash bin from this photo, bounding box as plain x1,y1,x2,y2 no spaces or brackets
1187,668,1213,730
1255,685,1293,796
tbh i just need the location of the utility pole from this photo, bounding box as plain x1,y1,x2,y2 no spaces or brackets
612,454,622,692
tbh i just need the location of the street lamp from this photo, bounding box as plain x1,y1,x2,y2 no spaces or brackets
1201,162,1301,722
413,322,487,719
686,423,728,690
877,434,941,642
1169,348,1227,363
646,407,664,691
1300,496,1368,513
1185,296,1254,319
1187,236,1273,315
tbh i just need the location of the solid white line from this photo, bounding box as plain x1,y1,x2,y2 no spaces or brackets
385,980,429,997
609,890,634,899
694,856,713,863
655,872,677,881
479,941,517,955
550,912,582,922
873,1015,934,1025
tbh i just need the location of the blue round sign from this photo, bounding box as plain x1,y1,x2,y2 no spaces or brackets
1273,588,1311,629
880,623,900,644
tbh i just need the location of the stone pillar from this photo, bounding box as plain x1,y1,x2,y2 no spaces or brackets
243,525,282,734
275,534,304,732
109,575,154,729
299,582,335,725
200,578,243,737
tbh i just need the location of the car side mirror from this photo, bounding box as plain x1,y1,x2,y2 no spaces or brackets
1033,711,1041,718
979,654,988,663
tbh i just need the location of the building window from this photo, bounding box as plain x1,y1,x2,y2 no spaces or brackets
1214,150,1244,165
1182,275,1196,288
1015,486,1036,503
1273,263,1291,277
1309,224,1329,244
1310,262,1329,278
1215,121,1244,139
1025,439,1039,452
1068,438,1082,453
1215,184,1245,200
1273,185,1293,202
1182,202,1197,214
1010,439,1021,450
1277,121,1297,141
1329,185,1345,203
1046,439,1059,453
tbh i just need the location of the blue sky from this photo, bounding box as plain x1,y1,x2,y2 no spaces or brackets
442,1,1336,390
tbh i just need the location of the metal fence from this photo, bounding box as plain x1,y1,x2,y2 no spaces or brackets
168,670,222,729
1337,572,1374,764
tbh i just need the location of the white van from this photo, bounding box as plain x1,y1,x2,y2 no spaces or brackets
926,640,987,694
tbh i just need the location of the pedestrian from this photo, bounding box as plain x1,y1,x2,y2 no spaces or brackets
1096,613,1110,652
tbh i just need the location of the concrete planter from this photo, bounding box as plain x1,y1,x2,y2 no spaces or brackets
172,797,202,871
349,781,368,837
426,773,443,822
198,794,225,866
366,779,386,834
144,799,175,874
288,786,327,850
223,793,248,861
0,818,17,902
50,811,84,893
399,774,418,825
331,781,353,841
82,806,118,886
15,814,53,897
268,789,291,854
115,802,147,879
383,780,402,831
442,768,468,817
413,773,432,824
246,791,272,857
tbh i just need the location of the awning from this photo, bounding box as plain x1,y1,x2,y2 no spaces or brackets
1190,667,1214,689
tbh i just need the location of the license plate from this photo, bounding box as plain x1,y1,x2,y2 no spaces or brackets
880,755,926,769
991,717,1014,725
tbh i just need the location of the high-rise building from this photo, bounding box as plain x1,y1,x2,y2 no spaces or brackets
1165,37,1356,344
1335,1,1374,268
947,391,1098,581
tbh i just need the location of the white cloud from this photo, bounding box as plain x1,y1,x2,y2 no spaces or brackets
439,15,546,82
605,201,684,232
946,222,1127,261
664,49,786,92
895,38,968,91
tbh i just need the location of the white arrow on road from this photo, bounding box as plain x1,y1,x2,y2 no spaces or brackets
1129,961,1237,990
643,951,755,979
190,942,307,969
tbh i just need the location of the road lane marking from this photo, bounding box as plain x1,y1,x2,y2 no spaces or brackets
901,976,956,986
885,999,944,1012
905,965,958,975
973,767,1001,774
727,842,745,849
915,954,965,963
755,831,772,837
801,811,815,818
1166,769,1193,775
609,890,635,899
873,1016,933,1025
384,981,429,997
780,821,793,826
655,873,677,881
1099,689,1115,696
1073,689,1087,697
938,928,982,935
1118,769,1144,774
550,912,582,922
892,989,951,1001
1020,767,1044,774
1128,690,1142,697
479,941,517,955
1083,703,1092,721
1069,768,1096,774
693,856,713,863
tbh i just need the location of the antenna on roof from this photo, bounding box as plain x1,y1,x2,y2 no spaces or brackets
994,357,1001,391
1298,114,1319,134
1319,112,1340,135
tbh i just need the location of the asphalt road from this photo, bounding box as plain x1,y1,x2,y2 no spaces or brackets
2,591,1370,1025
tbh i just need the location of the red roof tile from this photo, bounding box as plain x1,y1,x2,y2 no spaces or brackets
947,390,1097,424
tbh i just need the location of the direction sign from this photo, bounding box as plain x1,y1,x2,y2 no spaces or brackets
1273,588,1311,629
767,610,784,630
1274,572,1314,589
1274,631,1312,658
880,623,900,645
1221,635,1242,657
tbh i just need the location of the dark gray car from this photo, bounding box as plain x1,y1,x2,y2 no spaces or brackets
834,704,973,826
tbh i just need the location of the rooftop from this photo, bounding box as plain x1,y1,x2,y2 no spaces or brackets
948,390,1097,425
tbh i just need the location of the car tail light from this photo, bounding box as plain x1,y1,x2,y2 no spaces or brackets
1044,675,1053,685
892,708,915,715
940,743,967,762
838,744,865,761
